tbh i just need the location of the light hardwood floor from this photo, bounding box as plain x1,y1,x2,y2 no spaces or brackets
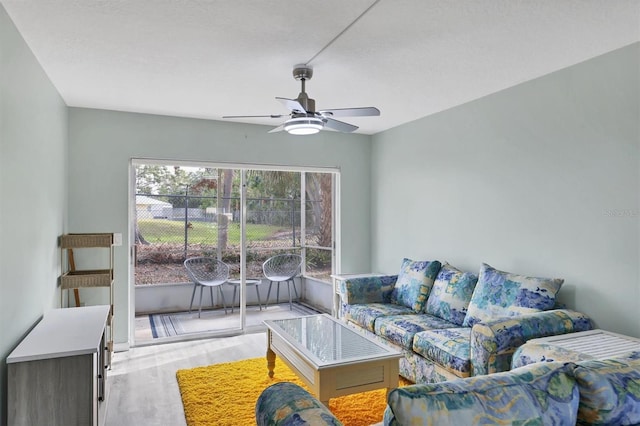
104,332,267,426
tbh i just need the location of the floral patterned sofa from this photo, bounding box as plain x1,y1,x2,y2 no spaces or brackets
256,352,640,425
337,258,593,383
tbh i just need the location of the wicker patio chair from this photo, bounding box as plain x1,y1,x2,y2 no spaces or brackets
184,257,229,318
263,254,302,310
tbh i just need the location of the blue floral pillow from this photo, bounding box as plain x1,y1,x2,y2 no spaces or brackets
424,263,478,325
462,263,563,328
392,258,441,311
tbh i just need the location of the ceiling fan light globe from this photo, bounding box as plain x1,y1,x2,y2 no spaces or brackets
284,117,324,135
287,126,321,135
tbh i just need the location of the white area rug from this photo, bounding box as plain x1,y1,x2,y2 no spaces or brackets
149,303,318,338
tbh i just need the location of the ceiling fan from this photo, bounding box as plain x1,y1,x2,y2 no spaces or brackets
223,65,380,135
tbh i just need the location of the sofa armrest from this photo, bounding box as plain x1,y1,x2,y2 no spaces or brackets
470,309,592,376
336,274,398,305
255,382,343,426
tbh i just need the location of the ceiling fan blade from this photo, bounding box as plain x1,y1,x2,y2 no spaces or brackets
323,117,358,133
276,97,307,114
318,107,380,117
222,114,285,119
268,124,285,133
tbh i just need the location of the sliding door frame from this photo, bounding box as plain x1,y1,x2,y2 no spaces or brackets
129,158,341,345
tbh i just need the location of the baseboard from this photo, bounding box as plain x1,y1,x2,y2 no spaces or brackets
114,341,130,352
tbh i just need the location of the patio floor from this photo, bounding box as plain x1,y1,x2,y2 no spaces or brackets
135,302,321,344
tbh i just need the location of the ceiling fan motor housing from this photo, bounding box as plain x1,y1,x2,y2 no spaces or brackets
296,92,315,113
292,64,313,81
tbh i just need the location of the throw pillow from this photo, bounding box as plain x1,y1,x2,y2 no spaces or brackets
462,263,563,328
391,258,441,311
424,263,478,325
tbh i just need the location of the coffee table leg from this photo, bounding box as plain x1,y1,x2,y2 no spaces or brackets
266,331,276,378
387,361,399,400
319,389,330,407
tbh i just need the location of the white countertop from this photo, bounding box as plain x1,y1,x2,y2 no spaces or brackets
7,305,110,363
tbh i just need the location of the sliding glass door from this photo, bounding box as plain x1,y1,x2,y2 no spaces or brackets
131,160,338,344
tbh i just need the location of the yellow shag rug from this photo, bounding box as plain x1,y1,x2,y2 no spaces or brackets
176,357,411,426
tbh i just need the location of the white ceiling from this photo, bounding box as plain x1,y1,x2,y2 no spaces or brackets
2,0,639,135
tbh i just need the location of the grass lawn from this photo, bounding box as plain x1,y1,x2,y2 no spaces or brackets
138,219,282,244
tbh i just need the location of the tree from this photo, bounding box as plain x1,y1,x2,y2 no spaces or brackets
189,168,218,209
134,224,149,245
135,165,171,194
302,173,332,248
247,170,332,248
317,173,332,248
246,170,300,198
217,169,234,251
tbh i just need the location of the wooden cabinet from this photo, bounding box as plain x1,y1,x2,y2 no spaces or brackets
7,306,111,426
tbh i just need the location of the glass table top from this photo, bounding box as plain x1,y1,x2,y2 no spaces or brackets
265,314,398,365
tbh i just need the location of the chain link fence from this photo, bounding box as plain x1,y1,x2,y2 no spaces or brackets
135,193,330,285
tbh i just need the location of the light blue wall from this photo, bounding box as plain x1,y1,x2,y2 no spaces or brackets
0,4,68,423
67,108,372,346
371,43,640,338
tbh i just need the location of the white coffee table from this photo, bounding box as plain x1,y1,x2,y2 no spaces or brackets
264,314,402,406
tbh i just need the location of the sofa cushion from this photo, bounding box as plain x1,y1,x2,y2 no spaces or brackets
374,314,458,350
462,263,563,328
344,303,415,333
391,258,441,311
412,328,472,377
573,351,640,425
384,361,579,426
424,263,477,326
